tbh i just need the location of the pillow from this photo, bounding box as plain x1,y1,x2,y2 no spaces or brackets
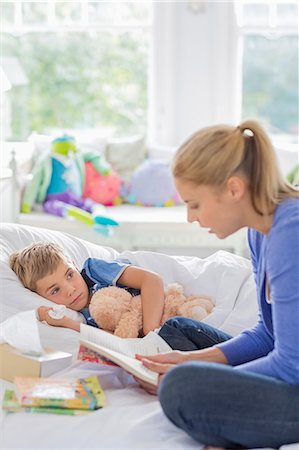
0,223,119,322
105,135,147,183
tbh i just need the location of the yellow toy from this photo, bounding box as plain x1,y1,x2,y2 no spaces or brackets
89,283,214,338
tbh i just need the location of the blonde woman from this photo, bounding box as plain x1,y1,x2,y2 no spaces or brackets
136,120,299,449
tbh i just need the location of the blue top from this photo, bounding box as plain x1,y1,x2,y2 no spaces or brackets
80,257,140,328
218,197,299,385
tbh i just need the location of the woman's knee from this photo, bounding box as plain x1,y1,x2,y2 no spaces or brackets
158,362,208,421
158,365,187,421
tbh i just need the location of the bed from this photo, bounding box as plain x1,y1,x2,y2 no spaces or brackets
0,223,298,450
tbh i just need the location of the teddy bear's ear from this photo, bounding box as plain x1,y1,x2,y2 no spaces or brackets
178,296,214,321
165,283,184,296
186,296,214,313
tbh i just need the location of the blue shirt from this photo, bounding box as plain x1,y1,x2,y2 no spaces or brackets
218,197,299,385
80,257,140,328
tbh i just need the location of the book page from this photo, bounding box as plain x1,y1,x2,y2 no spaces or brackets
79,339,158,385
80,325,171,358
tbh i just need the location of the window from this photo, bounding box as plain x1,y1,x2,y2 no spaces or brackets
1,1,153,140
236,1,298,144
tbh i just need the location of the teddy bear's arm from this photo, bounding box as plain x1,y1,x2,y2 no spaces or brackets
114,310,142,338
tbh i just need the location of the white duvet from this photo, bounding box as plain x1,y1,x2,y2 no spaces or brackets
0,223,297,450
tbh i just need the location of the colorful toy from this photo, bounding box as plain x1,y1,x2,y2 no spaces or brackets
21,135,120,235
89,283,214,338
67,205,119,236
21,135,85,214
83,159,122,206
122,159,181,206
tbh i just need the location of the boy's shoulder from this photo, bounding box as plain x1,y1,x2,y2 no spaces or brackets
82,257,129,271
81,257,131,288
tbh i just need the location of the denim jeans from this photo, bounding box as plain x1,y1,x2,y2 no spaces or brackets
158,317,299,449
158,316,232,350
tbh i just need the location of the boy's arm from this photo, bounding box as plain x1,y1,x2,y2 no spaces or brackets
37,306,80,332
117,267,165,335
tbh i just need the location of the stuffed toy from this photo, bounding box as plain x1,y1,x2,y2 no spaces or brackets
21,135,119,214
122,159,182,206
21,135,120,234
22,135,90,214
83,153,122,206
89,283,214,338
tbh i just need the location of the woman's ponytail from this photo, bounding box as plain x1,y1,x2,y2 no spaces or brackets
173,119,298,217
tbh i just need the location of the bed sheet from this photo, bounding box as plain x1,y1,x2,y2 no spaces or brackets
1,223,298,449
1,356,299,450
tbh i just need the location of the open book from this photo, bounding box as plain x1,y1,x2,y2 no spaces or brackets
79,324,172,386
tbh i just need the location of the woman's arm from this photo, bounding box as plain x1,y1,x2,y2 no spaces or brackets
135,346,228,395
118,266,165,335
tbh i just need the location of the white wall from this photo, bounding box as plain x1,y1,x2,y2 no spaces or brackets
150,1,239,146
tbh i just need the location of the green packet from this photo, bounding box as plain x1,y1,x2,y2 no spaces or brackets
2,375,105,415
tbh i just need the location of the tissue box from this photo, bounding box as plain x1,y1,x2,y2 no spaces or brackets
0,344,72,382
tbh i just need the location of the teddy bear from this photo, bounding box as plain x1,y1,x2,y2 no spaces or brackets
89,283,214,338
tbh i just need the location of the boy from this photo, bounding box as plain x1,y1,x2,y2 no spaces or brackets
9,242,165,335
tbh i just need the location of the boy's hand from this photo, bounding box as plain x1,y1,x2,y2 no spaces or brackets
37,306,66,326
37,306,80,331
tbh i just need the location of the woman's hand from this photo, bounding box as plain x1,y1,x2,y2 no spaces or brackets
134,351,189,395
136,350,189,372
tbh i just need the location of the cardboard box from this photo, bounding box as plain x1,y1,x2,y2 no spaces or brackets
0,344,73,382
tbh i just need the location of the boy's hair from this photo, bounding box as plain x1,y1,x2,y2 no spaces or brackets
9,242,72,292
172,119,298,216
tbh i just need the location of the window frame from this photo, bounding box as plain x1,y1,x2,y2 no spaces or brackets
1,1,154,141
235,0,299,145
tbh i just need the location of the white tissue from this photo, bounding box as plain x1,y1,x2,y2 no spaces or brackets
0,310,44,355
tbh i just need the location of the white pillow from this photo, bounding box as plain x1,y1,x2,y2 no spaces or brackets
105,135,147,183
0,223,119,322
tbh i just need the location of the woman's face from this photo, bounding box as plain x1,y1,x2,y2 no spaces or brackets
175,177,246,239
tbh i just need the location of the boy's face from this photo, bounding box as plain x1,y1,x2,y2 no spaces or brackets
35,261,90,311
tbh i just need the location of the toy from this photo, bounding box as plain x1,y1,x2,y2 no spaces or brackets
89,283,214,338
122,159,181,206
83,158,122,206
21,135,84,213
21,135,120,235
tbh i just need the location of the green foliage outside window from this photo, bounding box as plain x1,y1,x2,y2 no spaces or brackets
3,30,149,140
242,35,298,140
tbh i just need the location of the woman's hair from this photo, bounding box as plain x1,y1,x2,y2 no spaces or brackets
172,119,298,215
9,242,72,292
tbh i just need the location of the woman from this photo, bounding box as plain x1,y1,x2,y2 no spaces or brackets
136,120,299,449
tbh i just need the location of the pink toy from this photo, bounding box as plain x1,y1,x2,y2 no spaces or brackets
83,161,122,206
89,283,214,338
